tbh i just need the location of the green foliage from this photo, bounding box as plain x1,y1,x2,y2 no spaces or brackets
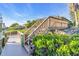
69,40,79,55
17,29,26,33
6,30,17,33
69,34,79,55
7,20,36,34
6,29,26,34
68,21,73,28
24,20,36,28
6,22,26,33
10,23,19,27
56,45,70,56
7,23,20,31
32,33,79,56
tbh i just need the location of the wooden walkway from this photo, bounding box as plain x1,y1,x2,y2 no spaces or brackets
1,35,28,56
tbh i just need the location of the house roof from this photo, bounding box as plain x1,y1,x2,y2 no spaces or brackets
36,16,70,22
48,16,70,22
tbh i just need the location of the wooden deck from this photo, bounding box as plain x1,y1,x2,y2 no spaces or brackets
1,35,28,56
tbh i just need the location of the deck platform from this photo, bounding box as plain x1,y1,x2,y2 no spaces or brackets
1,35,28,56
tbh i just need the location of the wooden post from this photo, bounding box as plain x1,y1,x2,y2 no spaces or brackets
48,18,50,27
74,11,78,27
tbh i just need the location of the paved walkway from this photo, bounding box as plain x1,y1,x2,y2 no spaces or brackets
1,35,28,56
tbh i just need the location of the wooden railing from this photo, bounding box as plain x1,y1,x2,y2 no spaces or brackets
23,17,49,55
23,16,69,55
24,19,44,35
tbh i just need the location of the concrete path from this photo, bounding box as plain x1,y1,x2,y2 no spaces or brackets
1,35,28,56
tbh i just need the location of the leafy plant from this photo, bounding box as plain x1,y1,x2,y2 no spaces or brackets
32,33,79,56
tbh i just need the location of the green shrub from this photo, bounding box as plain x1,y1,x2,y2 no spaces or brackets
32,33,79,56
56,45,70,56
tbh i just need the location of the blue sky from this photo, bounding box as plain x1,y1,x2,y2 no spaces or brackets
0,3,70,27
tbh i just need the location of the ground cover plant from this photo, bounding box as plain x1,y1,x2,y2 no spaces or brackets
32,33,79,56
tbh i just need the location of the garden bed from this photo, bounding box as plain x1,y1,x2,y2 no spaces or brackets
32,33,79,56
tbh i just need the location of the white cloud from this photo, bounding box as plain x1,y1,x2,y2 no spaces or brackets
2,16,18,27
14,12,23,17
2,15,27,27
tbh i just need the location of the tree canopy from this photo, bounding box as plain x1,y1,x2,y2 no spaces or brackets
7,23,19,31
24,20,37,28
10,23,19,27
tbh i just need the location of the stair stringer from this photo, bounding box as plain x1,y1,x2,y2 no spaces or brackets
24,17,50,55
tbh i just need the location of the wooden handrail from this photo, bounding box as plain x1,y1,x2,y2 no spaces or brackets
24,19,44,34
27,17,48,38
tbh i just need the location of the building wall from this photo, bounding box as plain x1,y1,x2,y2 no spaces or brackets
24,16,69,48
31,17,69,36
33,19,48,36
49,17,68,29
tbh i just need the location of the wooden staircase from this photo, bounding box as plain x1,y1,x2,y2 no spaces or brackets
23,16,69,55
24,17,49,55
25,18,44,35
